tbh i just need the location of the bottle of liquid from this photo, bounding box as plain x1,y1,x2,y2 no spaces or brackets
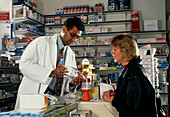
119,0,124,10
81,78,91,101
108,0,119,11
123,0,131,9
162,71,166,83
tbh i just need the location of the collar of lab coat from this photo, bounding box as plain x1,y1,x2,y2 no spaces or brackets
57,34,64,51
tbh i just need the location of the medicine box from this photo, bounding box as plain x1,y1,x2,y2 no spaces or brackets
20,94,48,109
70,110,92,117
144,19,160,31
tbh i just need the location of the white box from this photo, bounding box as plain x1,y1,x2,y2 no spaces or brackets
106,13,126,21
20,94,58,109
92,27,101,33
144,19,159,31
147,38,156,43
101,27,108,32
137,39,147,43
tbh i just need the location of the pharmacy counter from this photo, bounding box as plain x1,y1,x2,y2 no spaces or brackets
78,100,119,117
8,103,78,116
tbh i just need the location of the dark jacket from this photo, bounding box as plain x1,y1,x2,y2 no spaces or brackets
112,57,157,117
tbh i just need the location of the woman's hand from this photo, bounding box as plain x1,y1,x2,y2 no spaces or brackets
102,90,115,103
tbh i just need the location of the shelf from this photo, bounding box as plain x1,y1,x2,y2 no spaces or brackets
0,82,20,91
137,42,168,45
13,17,44,26
132,30,167,34
159,82,169,85
70,44,111,48
0,67,19,72
97,67,123,70
45,12,89,17
154,54,168,57
159,93,169,95
162,105,169,108
76,55,168,59
81,31,131,37
46,30,131,37
157,66,169,69
45,10,132,17
46,20,131,27
46,24,64,27
93,10,132,14
77,67,123,71
71,43,167,50
87,10,131,15
15,42,28,48
89,20,132,25
0,97,16,105
15,29,44,36
13,2,44,17
76,56,112,59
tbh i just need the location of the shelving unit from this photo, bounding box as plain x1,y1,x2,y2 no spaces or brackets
0,68,21,112
45,10,131,36
133,30,169,114
12,4,45,49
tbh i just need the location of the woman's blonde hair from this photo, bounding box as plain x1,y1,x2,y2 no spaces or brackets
111,34,139,61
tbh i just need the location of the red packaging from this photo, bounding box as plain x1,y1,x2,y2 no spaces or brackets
155,38,166,42
131,11,140,32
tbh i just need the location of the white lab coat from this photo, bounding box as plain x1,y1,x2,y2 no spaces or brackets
15,34,77,109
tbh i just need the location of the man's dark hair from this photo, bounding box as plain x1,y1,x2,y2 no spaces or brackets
64,16,85,31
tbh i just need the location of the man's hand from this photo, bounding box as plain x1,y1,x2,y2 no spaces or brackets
49,64,68,77
102,90,115,103
70,72,83,85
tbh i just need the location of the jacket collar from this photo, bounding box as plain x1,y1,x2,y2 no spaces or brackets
120,57,141,78
125,56,141,69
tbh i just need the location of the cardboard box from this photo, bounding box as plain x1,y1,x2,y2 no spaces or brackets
81,15,87,23
105,13,125,21
131,11,141,32
20,94,58,109
92,27,100,33
144,19,159,31
101,27,108,32
70,110,92,117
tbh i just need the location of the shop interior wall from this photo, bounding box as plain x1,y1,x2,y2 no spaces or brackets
0,0,12,23
0,0,10,11
131,0,166,29
35,0,45,14
166,0,170,20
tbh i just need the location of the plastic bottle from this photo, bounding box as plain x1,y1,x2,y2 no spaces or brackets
89,7,93,12
119,0,124,10
63,7,68,14
124,0,131,9
162,71,166,83
5,38,15,51
98,4,103,11
108,0,119,11
95,4,99,12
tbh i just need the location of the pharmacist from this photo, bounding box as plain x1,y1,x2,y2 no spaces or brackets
15,17,85,109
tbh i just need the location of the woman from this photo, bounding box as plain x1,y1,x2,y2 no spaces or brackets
102,34,157,117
